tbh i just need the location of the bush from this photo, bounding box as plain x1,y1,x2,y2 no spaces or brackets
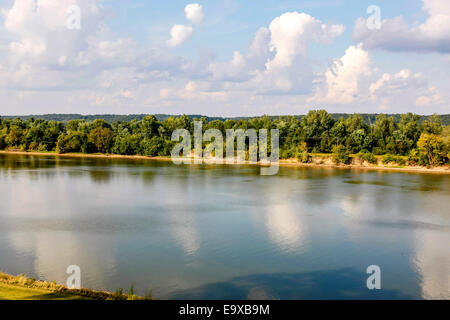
296,151,310,163
408,148,426,166
358,151,378,164
382,154,406,165
332,145,350,164
296,142,310,163
280,148,295,159
28,141,40,151
372,147,385,155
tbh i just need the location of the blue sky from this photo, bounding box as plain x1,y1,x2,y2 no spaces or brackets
0,0,448,116
104,1,420,61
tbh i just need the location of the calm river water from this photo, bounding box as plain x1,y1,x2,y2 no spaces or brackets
0,153,448,299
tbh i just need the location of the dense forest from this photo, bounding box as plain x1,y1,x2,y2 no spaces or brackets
0,110,449,166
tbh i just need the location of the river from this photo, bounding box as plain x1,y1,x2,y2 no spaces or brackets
0,153,448,299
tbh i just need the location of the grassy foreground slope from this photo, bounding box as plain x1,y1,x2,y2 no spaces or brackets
0,282,89,300
0,273,147,300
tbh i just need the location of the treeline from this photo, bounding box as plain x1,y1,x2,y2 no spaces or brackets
0,110,449,166
1,113,449,126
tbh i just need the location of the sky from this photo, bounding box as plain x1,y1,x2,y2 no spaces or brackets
0,0,449,116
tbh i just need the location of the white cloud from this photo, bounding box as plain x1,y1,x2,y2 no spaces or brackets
266,12,344,70
209,12,344,95
367,69,443,112
353,0,450,53
416,87,443,107
0,0,196,113
4,0,106,63
209,51,247,81
308,46,445,113
185,3,204,24
0,2,447,116
167,24,193,47
0,0,145,91
310,44,371,104
257,12,344,94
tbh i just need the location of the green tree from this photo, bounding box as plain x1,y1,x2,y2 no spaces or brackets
374,114,397,153
301,110,335,152
140,115,160,139
42,121,63,151
88,127,115,153
348,129,366,153
206,120,225,134
113,130,141,155
332,145,350,164
416,133,447,166
56,131,88,154
140,136,165,156
5,125,24,148
399,113,420,150
421,114,442,135
66,120,82,132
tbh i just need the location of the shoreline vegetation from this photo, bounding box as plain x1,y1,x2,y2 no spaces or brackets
1,150,448,174
0,272,148,300
1,111,449,173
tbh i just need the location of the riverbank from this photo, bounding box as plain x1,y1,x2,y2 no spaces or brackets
0,272,147,300
0,150,449,174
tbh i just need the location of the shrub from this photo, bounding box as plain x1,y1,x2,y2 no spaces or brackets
332,145,350,164
296,151,310,163
28,141,40,151
382,154,406,165
408,149,425,166
358,151,378,164
280,148,295,159
296,142,310,163
372,147,385,155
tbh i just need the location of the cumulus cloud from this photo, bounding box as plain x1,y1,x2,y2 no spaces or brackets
254,12,344,95
0,0,196,114
167,24,194,47
3,0,106,64
210,12,344,95
209,51,247,81
0,0,145,91
185,3,204,24
369,69,443,110
266,12,344,70
308,45,445,113
309,44,371,104
0,2,447,116
353,0,450,53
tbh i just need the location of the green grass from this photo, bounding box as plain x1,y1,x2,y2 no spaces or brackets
0,272,148,300
0,282,90,300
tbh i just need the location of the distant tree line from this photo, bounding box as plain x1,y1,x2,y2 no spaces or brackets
1,113,449,126
0,111,449,166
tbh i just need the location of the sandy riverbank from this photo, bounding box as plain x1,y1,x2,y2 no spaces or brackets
0,150,449,174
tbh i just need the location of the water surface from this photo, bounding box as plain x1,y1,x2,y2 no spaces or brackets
0,153,449,299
